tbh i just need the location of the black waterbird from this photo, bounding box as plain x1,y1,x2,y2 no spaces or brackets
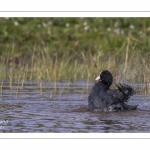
87,70,137,111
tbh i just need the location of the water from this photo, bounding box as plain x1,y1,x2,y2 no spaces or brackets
1,80,150,133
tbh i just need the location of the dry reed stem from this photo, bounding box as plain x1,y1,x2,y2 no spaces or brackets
0,79,3,98
123,38,130,75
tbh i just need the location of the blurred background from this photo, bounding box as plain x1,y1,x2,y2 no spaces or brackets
0,17,150,83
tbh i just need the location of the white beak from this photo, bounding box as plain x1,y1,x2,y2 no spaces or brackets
95,76,100,81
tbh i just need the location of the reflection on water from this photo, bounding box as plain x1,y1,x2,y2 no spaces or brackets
0,80,150,132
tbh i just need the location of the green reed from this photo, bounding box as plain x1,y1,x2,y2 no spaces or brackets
1,45,150,97
0,18,150,97
0,46,148,84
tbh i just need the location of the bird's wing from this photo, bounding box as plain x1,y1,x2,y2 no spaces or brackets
105,90,125,103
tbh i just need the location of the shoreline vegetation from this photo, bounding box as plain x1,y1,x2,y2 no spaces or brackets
0,18,150,85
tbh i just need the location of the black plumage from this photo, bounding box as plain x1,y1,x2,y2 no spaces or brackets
87,70,137,111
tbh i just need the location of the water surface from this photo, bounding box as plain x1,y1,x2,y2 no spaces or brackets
1,80,150,133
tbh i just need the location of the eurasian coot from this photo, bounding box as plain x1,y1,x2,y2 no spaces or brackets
87,70,137,111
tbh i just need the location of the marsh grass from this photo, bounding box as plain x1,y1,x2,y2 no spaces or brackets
1,18,150,96
1,44,149,84
0,79,3,97
1,53,150,99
